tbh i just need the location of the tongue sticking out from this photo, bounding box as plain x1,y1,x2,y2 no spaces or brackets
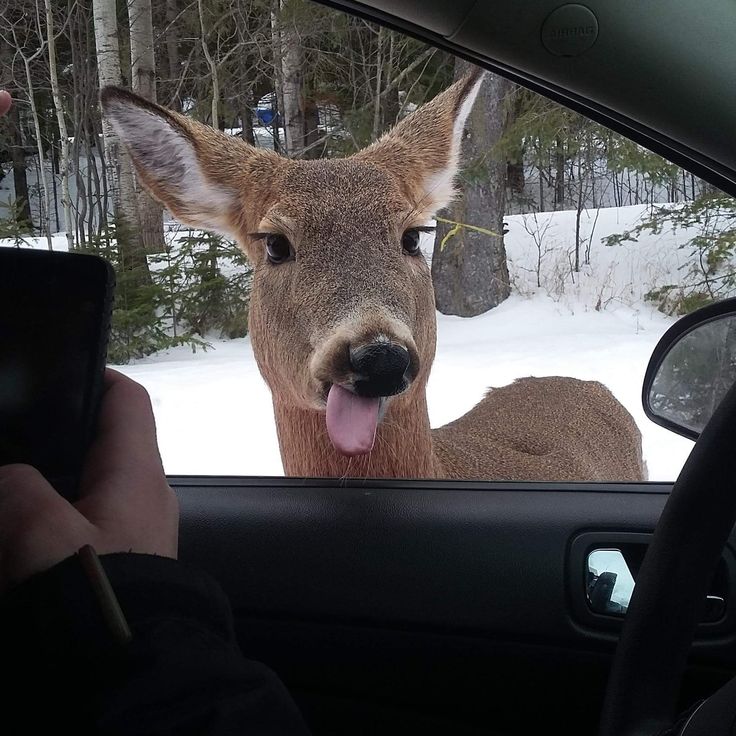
326,384,380,456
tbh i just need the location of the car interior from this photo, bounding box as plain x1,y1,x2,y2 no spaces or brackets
158,2,736,735
2,1,732,735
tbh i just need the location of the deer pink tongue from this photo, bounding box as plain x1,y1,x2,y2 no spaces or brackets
326,384,380,456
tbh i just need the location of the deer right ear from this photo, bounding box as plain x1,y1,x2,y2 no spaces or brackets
355,68,485,217
100,87,277,236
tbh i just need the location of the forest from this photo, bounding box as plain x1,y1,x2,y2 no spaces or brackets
0,0,734,364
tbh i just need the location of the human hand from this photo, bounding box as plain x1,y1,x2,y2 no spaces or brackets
0,91,12,117
0,369,178,592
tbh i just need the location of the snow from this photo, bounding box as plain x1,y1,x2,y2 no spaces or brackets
111,290,691,481
2,202,700,481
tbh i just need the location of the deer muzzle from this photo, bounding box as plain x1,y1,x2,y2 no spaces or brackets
323,340,417,457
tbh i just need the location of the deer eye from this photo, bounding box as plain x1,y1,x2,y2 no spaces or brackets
265,234,294,265
402,229,421,256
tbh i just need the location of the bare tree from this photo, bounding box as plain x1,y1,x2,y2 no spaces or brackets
521,211,553,289
0,1,52,248
44,0,73,250
0,40,32,229
67,0,108,245
128,0,164,252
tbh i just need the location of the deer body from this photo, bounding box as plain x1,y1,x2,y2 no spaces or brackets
103,70,646,482
274,377,643,481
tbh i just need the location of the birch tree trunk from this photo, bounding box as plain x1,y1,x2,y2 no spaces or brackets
128,0,164,252
277,0,304,157
432,61,511,317
44,0,74,251
92,0,147,271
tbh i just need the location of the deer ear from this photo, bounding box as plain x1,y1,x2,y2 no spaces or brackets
355,68,485,216
100,87,278,236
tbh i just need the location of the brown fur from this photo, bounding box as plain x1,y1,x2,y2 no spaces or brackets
101,71,646,482
433,377,644,481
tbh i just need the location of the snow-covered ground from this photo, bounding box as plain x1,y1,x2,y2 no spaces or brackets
118,291,691,481
2,202,701,481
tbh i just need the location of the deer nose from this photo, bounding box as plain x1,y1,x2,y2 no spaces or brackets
349,343,411,398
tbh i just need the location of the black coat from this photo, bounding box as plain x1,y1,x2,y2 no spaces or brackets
0,552,311,735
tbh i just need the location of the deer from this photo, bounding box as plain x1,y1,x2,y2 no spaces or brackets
101,68,646,482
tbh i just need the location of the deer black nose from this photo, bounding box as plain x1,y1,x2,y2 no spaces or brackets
349,343,411,398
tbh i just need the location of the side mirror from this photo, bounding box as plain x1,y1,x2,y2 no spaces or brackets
643,298,736,440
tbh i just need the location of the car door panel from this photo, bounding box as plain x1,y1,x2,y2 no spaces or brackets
173,479,736,734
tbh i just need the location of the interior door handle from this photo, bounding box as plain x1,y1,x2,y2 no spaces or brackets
569,531,733,633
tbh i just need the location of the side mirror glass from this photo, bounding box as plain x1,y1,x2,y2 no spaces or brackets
643,299,736,440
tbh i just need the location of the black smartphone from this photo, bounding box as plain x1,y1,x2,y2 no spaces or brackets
0,248,115,499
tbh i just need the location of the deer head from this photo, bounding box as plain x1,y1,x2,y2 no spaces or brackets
101,69,484,458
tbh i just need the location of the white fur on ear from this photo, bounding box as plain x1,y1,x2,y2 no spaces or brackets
102,94,235,228
422,72,485,213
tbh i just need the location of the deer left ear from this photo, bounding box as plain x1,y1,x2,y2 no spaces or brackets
100,86,283,239
354,67,485,216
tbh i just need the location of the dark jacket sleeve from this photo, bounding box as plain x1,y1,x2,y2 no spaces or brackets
0,552,311,736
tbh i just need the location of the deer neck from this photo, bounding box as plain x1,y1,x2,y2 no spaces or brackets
272,389,442,478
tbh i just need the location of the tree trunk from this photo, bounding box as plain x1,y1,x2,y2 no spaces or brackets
197,0,219,128
68,1,84,246
505,85,525,196
45,0,74,251
431,61,511,317
23,59,52,249
50,131,60,231
6,100,32,230
88,115,105,238
574,161,583,273
237,51,256,146
278,0,304,156
163,0,181,110
554,137,565,208
270,0,285,153
128,0,165,252
92,0,147,272
241,105,256,145
240,93,256,146
303,96,320,158
381,31,401,128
